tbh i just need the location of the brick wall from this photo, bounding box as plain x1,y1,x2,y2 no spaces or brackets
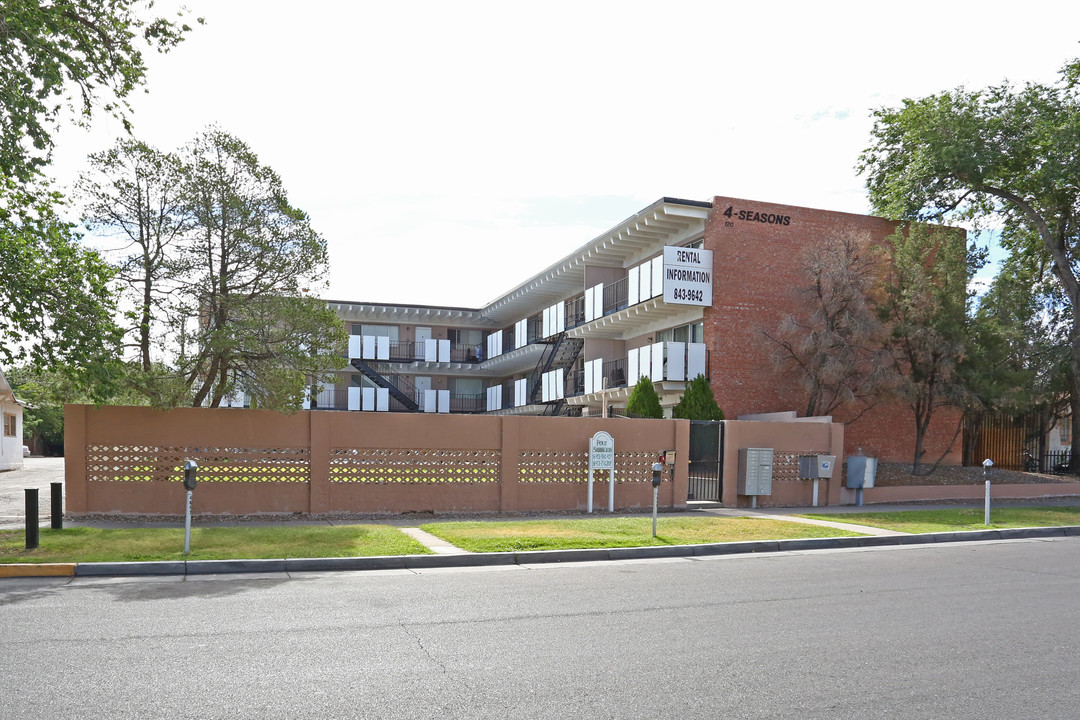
703,196,962,465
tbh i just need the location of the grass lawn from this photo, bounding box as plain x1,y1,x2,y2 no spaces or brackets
419,516,863,553
0,525,431,564
800,506,1080,534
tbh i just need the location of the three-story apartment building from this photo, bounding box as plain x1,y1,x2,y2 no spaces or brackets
296,194,962,465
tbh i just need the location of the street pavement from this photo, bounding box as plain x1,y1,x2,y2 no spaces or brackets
2,538,1079,719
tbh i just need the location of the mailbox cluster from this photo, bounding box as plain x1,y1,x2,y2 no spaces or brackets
737,448,774,496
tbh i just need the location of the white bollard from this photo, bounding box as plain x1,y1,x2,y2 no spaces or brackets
984,480,991,526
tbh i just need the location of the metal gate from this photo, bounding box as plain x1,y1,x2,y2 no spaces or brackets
687,421,723,502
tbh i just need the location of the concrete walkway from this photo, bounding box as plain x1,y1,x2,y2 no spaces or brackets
400,527,470,554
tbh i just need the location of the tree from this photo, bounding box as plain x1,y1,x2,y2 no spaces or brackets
78,139,190,372
859,57,1080,470
0,1,197,397
6,366,65,455
876,223,971,474
763,233,893,420
0,0,199,181
672,374,724,420
0,178,122,398
176,129,345,410
962,252,1071,467
626,375,663,418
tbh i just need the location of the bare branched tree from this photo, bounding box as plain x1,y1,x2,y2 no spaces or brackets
763,233,895,420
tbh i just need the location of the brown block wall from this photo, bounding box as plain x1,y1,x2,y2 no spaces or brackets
65,406,690,517
703,196,961,466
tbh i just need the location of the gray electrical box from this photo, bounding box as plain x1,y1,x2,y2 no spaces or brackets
799,454,836,479
738,448,774,495
846,456,877,489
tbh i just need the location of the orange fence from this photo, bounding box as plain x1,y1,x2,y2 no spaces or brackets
64,405,689,516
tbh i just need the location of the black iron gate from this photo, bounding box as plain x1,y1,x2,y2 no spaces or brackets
688,421,723,502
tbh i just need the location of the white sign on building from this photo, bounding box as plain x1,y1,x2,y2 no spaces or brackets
662,246,714,307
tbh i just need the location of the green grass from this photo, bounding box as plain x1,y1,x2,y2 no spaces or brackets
0,525,431,564
419,516,863,553
800,506,1080,533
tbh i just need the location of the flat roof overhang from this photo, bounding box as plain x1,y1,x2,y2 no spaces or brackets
478,198,710,325
565,299,704,341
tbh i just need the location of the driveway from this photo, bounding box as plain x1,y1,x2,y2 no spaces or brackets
0,457,64,529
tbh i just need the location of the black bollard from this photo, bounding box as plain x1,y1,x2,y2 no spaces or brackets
51,482,63,530
25,488,39,550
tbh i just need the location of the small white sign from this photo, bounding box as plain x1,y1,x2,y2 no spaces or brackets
663,246,714,307
589,431,614,470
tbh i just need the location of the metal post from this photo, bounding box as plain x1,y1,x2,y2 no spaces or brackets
184,490,193,555
812,479,820,507
652,486,659,538
50,482,63,530
24,488,38,550
608,467,614,513
984,480,991,526
601,377,608,419
587,468,594,514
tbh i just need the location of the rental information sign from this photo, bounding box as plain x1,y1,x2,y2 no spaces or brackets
663,246,714,307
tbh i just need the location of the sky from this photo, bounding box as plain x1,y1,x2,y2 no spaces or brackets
44,1,1080,308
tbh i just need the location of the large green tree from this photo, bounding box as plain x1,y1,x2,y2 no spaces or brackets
877,224,972,474
0,1,198,396
78,139,190,372
859,57,1080,470
0,0,199,181
0,178,121,396
177,129,346,410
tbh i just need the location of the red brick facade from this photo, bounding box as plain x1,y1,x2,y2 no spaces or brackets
702,196,962,465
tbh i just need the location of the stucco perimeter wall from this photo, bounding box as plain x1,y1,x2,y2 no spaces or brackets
858,482,1080,505
65,405,689,516
721,420,845,508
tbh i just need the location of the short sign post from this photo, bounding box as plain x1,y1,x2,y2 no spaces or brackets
588,431,615,514
24,488,38,550
983,459,993,526
183,460,198,555
651,462,664,538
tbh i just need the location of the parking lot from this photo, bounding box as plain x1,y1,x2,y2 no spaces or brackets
0,457,64,529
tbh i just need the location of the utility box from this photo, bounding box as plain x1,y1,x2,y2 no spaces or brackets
738,448,774,496
799,454,836,479
846,456,878,489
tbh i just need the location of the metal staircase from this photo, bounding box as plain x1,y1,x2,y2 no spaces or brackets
349,358,420,411
527,333,585,409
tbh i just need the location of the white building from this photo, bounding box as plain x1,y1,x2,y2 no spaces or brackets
0,368,24,470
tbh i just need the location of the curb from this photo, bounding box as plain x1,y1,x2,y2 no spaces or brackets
0,563,75,578
2,526,1077,579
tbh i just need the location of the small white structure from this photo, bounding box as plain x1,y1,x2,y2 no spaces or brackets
0,368,25,470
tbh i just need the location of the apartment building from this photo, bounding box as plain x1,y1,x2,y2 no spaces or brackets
311,195,963,464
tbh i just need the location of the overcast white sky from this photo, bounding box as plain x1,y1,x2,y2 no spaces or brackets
45,1,1080,307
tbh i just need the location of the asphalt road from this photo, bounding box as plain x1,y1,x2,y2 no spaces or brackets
0,456,64,529
2,538,1079,719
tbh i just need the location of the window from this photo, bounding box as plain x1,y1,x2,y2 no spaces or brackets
657,321,703,344
3,413,15,437
449,329,483,345
352,324,400,341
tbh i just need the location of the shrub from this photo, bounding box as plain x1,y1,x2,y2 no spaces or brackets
672,374,724,420
625,375,663,418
